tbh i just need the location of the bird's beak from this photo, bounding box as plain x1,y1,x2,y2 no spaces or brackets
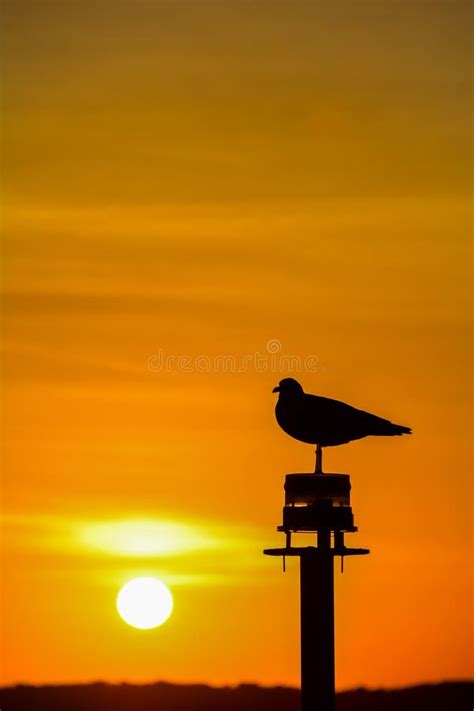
272,386,280,393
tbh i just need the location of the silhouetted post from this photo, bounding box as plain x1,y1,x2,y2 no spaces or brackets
264,473,369,711
300,543,335,709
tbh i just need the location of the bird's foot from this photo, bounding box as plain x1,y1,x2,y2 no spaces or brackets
315,444,323,474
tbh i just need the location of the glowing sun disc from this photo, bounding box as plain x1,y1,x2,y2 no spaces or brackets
117,577,173,629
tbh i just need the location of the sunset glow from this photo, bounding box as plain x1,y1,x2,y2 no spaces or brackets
2,0,472,693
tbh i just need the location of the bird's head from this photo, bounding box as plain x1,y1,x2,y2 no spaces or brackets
272,378,304,396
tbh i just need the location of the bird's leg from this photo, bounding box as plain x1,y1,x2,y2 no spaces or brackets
315,443,323,474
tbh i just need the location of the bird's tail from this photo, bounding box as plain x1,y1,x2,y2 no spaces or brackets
389,423,412,436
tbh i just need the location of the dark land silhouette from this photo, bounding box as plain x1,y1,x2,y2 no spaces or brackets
0,681,472,710
273,378,411,473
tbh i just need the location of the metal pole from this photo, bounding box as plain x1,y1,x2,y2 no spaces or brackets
299,535,335,711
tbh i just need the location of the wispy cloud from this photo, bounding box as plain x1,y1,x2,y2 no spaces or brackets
2,513,265,583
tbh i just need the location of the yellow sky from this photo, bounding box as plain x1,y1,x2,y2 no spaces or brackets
2,0,472,690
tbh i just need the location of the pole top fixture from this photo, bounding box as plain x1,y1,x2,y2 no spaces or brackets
264,470,370,559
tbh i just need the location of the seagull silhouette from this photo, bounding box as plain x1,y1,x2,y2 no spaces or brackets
272,378,411,473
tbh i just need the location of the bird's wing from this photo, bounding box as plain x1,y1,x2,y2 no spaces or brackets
303,394,405,439
303,394,363,424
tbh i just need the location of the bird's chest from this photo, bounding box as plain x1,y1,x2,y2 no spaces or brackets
276,398,320,442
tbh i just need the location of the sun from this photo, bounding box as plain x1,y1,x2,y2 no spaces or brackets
116,577,173,629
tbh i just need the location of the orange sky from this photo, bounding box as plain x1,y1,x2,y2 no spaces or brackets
1,0,472,690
